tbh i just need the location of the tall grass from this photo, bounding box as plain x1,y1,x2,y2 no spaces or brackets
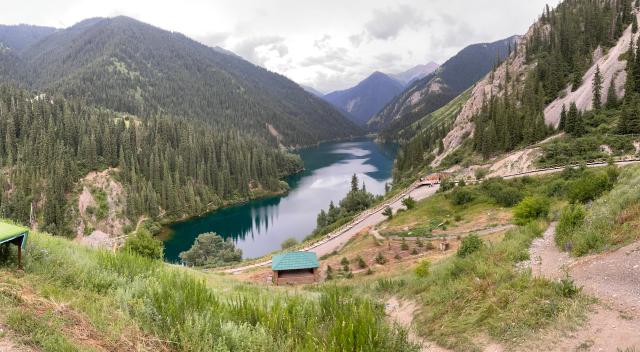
556,165,640,255
19,230,417,351
379,222,589,351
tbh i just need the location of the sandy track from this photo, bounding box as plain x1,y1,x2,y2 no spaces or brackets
527,223,640,351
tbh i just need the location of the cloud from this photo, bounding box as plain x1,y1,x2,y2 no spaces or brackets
233,36,289,65
364,5,426,41
196,32,230,47
348,32,365,47
374,52,402,66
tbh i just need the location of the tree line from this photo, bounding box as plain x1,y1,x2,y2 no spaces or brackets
0,85,302,236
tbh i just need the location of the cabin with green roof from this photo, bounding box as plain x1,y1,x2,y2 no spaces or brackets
0,222,29,269
271,251,319,285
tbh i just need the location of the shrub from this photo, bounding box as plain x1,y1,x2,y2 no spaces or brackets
480,178,523,207
415,260,431,278
400,238,409,251
555,204,586,249
554,276,581,298
568,172,613,204
356,255,367,269
475,168,489,180
382,206,393,219
340,257,350,266
416,238,424,247
280,237,299,250
457,234,483,258
374,252,387,265
439,178,455,192
513,196,550,225
123,229,164,260
179,232,242,267
410,248,418,255
451,188,475,206
401,196,417,210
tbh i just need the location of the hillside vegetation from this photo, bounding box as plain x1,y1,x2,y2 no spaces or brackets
0,85,302,237
370,36,516,136
0,227,416,351
0,17,361,146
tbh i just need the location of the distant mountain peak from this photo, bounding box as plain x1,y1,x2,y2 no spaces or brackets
389,62,440,86
323,71,404,126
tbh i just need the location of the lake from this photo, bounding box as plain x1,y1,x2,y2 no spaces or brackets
163,138,397,261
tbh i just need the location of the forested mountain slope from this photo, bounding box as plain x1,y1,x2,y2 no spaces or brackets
439,0,637,162
0,16,361,146
394,0,640,182
0,85,302,237
369,36,517,135
323,71,404,126
0,24,57,52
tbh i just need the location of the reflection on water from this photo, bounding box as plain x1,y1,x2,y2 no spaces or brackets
163,139,397,261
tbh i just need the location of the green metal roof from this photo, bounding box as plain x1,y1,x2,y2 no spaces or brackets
0,222,28,247
272,252,319,271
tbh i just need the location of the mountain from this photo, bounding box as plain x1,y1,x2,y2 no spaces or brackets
323,71,404,126
389,62,439,85
0,24,57,52
369,36,518,135
301,84,324,97
0,16,360,146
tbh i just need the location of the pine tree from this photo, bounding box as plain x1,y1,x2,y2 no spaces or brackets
592,65,603,110
559,105,567,131
350,174,359,192
605,77,618,109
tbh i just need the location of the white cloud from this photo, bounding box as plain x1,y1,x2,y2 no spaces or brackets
0,0,551,91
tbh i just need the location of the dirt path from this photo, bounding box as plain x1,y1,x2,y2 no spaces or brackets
529,223,573,280
386,297,453,352
570,241,640,317
526,223,640,351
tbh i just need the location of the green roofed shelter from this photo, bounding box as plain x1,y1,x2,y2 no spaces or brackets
271,251,319,285
0,222,29,269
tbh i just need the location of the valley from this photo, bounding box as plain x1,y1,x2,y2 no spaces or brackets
1,0,640,351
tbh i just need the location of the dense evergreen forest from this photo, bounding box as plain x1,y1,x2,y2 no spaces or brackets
474,0,635,157
394,0,639,182
0,16,361,147
0,85,302,236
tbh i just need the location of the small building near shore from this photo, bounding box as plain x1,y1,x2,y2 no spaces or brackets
271,252,319,285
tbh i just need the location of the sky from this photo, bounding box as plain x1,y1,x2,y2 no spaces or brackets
0,0,554,92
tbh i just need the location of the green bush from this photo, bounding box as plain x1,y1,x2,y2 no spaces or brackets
401,196,417,210
450,188,475,206
375,252,387,265
480,178,523,207
382,206,393,219
280,237,299,250
179,232,242,267
123,228,164,260
568,172,613,203
555,204,586,250
457,234,483,258
415,260,431,277
513,196,550,225
357,255,367,269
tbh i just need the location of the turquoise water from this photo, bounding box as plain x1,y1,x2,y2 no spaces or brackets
163,139,397,261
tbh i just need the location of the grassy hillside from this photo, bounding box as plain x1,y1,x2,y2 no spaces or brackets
337,169,630,350
0,226,416,351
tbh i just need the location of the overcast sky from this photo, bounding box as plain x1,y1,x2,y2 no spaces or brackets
1,0,554,92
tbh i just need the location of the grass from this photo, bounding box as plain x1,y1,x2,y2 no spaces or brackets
0,228,417,352
361,222,591,351
556,165,640,256
344,172,603,350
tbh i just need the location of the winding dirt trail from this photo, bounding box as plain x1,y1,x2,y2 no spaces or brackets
527,223,640,351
